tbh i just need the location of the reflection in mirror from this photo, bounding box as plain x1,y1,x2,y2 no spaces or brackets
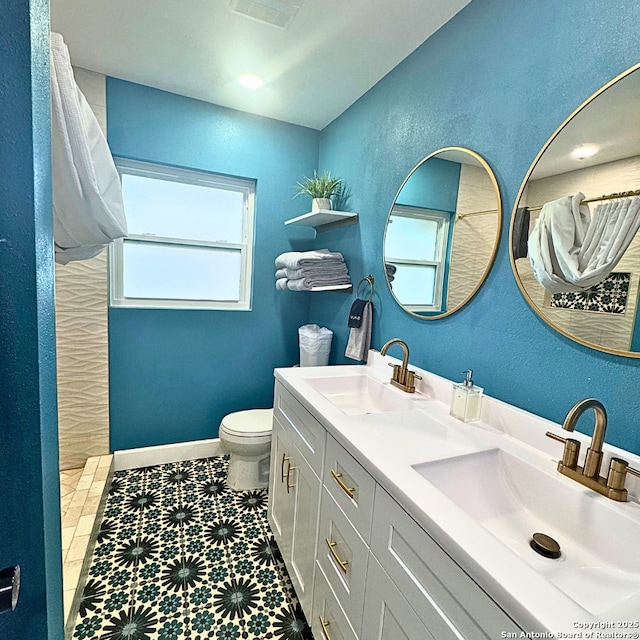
384,147,502,319
511,64,640,356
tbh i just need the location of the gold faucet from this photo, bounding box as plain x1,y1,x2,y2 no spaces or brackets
546,398,640,501
380,338,422,393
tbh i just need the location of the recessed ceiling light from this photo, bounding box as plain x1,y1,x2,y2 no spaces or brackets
238,74,264,89
571,144,598,160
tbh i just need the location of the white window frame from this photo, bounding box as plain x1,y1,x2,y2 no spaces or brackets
110,158,255,310
386,205,450,313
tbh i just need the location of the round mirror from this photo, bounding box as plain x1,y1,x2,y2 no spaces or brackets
510,64,640,357
383,147,502,319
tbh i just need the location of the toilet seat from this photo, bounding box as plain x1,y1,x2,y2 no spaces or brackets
220,408,273,438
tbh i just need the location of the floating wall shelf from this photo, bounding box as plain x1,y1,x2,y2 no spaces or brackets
309,284,352,292
284,210,358,233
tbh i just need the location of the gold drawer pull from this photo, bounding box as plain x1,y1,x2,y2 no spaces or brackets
318,617,331,640
286,464,296,494
281,453,291,483
325,538,349,573
331,470,355,499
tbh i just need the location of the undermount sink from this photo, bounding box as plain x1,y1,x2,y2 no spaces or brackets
306,374,423,415
413,448,640,615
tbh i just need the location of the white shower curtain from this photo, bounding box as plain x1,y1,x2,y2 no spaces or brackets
528,192,640,293
50,32,127,264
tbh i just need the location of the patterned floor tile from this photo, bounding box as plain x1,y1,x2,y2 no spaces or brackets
71,454,313,640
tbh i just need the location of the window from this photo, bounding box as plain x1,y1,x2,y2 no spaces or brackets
385,205,450,313
110,159,255,310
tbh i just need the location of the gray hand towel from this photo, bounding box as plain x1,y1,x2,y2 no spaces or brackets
512,207,530,259
345,301,372,361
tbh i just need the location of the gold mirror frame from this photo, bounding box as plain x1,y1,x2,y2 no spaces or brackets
383,146,502,320
510,63,640,358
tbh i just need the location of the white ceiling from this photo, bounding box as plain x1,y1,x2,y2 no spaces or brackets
533,68,640,179
50,0,472,130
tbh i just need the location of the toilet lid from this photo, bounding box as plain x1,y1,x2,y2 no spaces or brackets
221,409,273,437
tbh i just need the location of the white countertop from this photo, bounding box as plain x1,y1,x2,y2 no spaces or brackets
274,351,640,635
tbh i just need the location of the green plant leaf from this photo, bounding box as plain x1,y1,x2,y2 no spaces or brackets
294,170,344,199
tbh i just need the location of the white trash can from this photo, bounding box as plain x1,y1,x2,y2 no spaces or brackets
298,324,333,367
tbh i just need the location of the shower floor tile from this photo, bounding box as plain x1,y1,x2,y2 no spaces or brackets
70,455,313,640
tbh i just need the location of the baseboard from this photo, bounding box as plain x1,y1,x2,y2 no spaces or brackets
113,438,224,471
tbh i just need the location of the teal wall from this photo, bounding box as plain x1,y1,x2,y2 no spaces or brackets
396,157,460,211
0,1,63,637
313,0,640,454
107,79,320,450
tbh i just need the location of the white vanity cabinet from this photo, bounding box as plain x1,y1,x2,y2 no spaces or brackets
362,557,438,640
370,488,521,640
269,378,523,640
268,382,326,613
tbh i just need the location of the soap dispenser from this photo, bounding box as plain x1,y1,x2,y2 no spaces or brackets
450,370,483,422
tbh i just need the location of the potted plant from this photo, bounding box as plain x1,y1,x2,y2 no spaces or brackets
295,170,344,212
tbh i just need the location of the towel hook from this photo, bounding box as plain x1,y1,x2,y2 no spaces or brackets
356,275,374,301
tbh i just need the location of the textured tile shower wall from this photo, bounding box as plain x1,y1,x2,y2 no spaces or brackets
447,163,499,310
56,68,110,470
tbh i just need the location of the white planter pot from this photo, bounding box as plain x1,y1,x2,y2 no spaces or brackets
312,198,332,212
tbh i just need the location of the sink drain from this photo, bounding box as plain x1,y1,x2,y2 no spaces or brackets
530,532,561,559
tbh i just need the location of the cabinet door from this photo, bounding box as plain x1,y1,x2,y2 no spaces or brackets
268,417,294,561
287,441,321,614
268,415,321,615
362,557,437,640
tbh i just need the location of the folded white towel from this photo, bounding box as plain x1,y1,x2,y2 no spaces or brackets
286,279,310,291
305,276,351,287
276,278,289,290
275,264,348,280
345,301,372,361
275,249,344,270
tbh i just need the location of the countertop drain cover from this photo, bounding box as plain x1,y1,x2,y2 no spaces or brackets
530,532,561,559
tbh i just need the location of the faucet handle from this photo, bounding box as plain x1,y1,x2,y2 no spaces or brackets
388,362,402,383
545,431,581,470
607,457,640,489
404,370,421,392
604,458,640,500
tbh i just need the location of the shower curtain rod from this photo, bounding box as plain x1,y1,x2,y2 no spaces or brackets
456,208,497,220
527,189,640,213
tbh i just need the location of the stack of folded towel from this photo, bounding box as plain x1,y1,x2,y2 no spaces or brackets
275,249,351,290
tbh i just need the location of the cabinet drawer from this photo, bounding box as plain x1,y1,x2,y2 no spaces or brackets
311,566,358,640
323,435,375,543
274,381,326,475
316,487,369,635
371,488,521,640
362,556,436,640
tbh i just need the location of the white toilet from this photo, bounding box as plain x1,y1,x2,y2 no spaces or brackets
219,408,273,491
